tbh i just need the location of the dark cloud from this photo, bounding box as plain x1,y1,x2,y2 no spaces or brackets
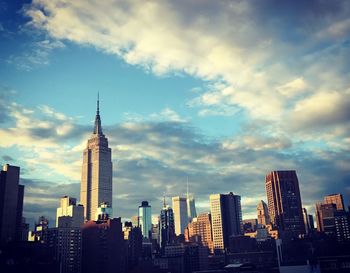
2,155,14,162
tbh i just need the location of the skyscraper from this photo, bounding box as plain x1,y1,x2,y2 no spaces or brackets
0,164,24,243
257,200,269,226
159,201,175,250
186,181,197,222
80,96,113,221
138,201,152,239
172,196,188,235
56,196,84,228
209,192,242,251
265,170,305,237
323,193,344,211
302,208,310,235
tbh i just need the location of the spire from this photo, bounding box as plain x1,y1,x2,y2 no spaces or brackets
186,177,189,201
93,92,103,135
163,194,166,208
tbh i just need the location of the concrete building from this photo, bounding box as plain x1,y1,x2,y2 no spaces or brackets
209,192,242,251
185,212,213,253
172,196,188,235
82,206,125,273
0,164,24,244
43,225,82,273
265,170,305,237
56,196,84,228
257,200,270,227
138,201,152,239
80,96,113,221
323,193,344,211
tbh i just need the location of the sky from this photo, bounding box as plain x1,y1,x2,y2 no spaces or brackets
0,0,349,228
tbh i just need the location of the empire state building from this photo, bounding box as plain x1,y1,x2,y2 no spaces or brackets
80,96,113,221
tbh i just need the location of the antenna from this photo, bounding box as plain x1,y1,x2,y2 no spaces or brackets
163,193,166,207
186,176,189,200
97,92,100,114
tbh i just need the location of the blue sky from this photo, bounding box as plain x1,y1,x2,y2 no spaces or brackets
0,0,349,227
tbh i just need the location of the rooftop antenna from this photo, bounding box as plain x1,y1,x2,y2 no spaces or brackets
163,193,166,207
186,176,189,200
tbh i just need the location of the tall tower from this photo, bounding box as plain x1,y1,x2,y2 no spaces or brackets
210,192,242,251
80,95,113,221
256,200,269,227
159,200,175,250
265,170,305,237
172,196,188,235
138,201,152,239
0,164,24,243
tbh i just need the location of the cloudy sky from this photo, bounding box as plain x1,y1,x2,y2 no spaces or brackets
0,0,349,228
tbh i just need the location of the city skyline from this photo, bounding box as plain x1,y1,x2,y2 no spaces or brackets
0,0,349,228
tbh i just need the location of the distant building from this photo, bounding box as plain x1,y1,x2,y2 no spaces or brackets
43,225,82,273
172,196,188,235
0,164,24,243
82,204,125,273
159,202,175,250
265,170,305,237
56,196,84,228
243,219,258,232
302,208,311,234
28,216,49,242
210,192,242,251
334,210,350,242
80,96,113,221
257,200,270,226
123,222,142,270
324,193,344,211
138,201,152,239
187,194,197,223
185,212,213,253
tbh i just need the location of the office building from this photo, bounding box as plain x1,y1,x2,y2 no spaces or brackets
209,192,242,251
185,212,213,253
159,202,175,250
56,196,84,228
324,193,344,211
334,210,350,242
138,201,152,239
172,196,188,235
257,200,270,226
265,170,305,237
80,96,113,221
302,208,311,234
82,204,125,273
0,164,24,244
187,194,197,223
316,203,336,234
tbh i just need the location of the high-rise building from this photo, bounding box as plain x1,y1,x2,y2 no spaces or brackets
138,201,152,239
185,212,213,253
159,202,175,250
186,181,197,222
56,196,84,228
82,205,125,273
265,170,305,237
0,164,24,243
43,224,82,273
302,208,310,235
334,210,350,242
316,203,336,234
172,196,188,235
323,193,344,211
257,200,270,226
80,96,113,221
209,192,242,251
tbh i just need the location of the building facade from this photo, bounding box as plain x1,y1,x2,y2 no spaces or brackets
138,201,152,239
265,170,305,237
172,196,188,235
185,212,213,253
323,193,345,211
56,196,84,228
210,192,242,251
80,97,113,221
0,164,24,244
257,200,270,227
159,204,175,250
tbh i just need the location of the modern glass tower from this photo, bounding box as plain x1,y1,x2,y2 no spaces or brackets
138,201,152,239
80,96,113,221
